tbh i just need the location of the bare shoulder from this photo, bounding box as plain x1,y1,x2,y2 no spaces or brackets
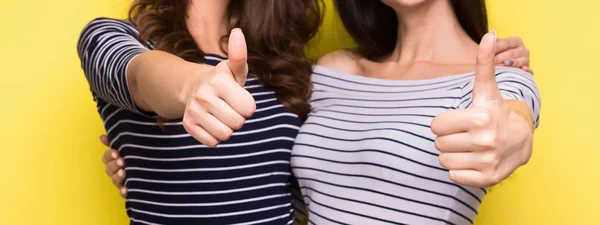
316,49,363,75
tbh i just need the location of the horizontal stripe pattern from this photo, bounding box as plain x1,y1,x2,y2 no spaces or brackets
78,18,304,225
292,65,541,225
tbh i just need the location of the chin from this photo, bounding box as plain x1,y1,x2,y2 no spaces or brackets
380,0,431,8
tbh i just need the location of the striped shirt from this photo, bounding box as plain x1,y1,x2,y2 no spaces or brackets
292,65,541,225
78,18,306,225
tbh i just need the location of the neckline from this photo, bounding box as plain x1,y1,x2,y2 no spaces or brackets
204,53,227,60
312,65,483,87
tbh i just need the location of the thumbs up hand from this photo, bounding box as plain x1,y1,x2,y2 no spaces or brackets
182,28,256,147
430,31,533,188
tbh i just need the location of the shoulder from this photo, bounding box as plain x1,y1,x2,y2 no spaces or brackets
460,67,538,100
494,67,534,78
463,67,535,89
87,17,135,27
79,17,142,50
316,49,363,75
81,17,138,34
493,67,536,87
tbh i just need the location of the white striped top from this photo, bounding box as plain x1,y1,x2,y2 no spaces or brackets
292,65,541,225
77,18,306,225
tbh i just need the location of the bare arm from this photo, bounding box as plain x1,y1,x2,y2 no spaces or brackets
77,18,214,119
127,51,215,119
79,20,254,146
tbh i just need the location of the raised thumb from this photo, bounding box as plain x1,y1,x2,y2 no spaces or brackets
473,30,503,106
227,28,248,86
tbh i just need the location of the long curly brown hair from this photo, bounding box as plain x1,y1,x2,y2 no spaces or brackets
128,0,323,120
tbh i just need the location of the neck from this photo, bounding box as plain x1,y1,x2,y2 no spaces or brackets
187,0,230,55
388,0,478,65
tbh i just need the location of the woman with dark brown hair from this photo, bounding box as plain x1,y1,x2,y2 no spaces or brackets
78,0,320,224
78,0,533,224
290,0,540,224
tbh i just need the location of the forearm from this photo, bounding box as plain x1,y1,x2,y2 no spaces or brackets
127,50,215,119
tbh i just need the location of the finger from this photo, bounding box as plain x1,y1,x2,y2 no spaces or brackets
439,152,494,170
448,170,502,188
493,36,523,55
206,97,246,130
431,108,490,136
100,135,109,147
102,149,119,164
435,133,479,153
495,49,529,67
195,111,234,142
218,84,256,118
227,28,248,86
522,66,533,75
111,169,126,187
120,187,128,198
509,57,529,68
105,158,124,176
183,115,220,147
439,152,482,170
473,31,503,106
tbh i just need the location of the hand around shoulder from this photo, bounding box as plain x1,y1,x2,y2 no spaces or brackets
316,49,363,75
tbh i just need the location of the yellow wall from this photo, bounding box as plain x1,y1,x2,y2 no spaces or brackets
1,0,598,224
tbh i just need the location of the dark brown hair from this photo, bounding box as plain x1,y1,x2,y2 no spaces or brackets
334,0,488,61
128,0,323,120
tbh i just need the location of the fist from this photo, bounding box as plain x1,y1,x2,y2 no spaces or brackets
431,31,532,188
182,28,256,147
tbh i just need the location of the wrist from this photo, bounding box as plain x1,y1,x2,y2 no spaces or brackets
507,110,534,166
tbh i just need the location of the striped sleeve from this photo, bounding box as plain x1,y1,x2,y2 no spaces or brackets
458,68,541,128
77,17,156,117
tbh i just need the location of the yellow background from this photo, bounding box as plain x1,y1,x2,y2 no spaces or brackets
0,0,598,224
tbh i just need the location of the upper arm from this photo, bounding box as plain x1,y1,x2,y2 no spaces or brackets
77,17,148,62
77,17,155,117
459,68,541,128
316,50,362,75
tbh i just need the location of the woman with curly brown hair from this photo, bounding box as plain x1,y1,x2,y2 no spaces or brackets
78,0,533,224
78,0,320,224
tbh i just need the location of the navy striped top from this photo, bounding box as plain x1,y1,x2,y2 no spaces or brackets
292,65,540,225
78,18,305,225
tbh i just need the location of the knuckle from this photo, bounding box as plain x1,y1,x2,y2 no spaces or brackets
211,74,232,88
232,117,246,130
510,49,521,58
218,129,233,141
204,138,220,148
472,109,491,128
515,37,523,44
246,103,257,117
194,93,212,106
481,172,501,187
475,132,498,149
182,119,194,131
430,117,441,134
480,153,499,168
240,91,256,117
434,138,443,151
448,171,461,184
438,153,449,168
